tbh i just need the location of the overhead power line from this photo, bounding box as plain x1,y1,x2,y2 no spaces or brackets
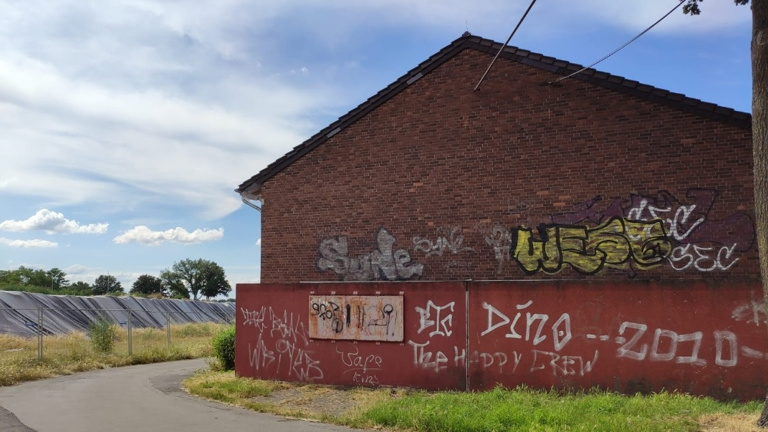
549,0,686,84
474,0,538,91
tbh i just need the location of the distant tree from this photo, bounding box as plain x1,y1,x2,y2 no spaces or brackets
198,261,232,300
130,274,166,297
68,281,92,294
17,266,49,287
46,268,68,290
92,275,123,296
159,269,189,299
161,258,232,300
0,269,21,286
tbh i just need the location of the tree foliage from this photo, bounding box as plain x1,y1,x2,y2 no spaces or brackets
91,275,123,296
68,281,93,295
1,259,231,300
0,266,69,290
47,268,68,290
682,0,748,16
159,269,190,299
161,258,232,300
130,274,166,297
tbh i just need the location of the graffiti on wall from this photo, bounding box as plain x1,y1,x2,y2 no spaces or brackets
406,296,768,380
476,299,768,377
413,226,475,257
241,306,324,381
309,295,404,341
474,222,513,274
513,188,756,275
237,282,768,398
335,344,384,386
312,189,751,279
408,299,460,373
511,216,672,275
317,227,423,281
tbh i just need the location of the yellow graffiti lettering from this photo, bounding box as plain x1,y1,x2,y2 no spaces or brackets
511,217,671,275
511,226,562,274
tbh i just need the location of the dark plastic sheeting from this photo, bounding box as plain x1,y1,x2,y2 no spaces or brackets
0,291,235,337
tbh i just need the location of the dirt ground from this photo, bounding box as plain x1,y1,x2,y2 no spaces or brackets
249,384,393,419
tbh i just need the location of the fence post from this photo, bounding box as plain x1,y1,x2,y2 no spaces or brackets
166,312,171,347
128,309,133,356
37,307,43,361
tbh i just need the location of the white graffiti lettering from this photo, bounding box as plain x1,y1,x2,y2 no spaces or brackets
241,306,267,332
481,301,572,352
529,350,599,377
616,322,648,361
408,340,448,373
714,331,738,367
732,300,767,327
416,300,455,337
413,226,475,257
337,345,383,374
668,244,740,272
275,339,324,381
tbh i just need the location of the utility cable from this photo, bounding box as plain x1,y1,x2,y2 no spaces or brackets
474,0,538,91
549,0,685,84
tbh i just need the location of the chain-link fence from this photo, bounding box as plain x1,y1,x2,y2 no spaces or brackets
0,306,234,361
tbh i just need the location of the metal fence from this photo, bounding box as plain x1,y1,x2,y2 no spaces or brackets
0,307,234,360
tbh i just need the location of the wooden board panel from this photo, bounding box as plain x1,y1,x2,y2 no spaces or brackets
309,295,404,341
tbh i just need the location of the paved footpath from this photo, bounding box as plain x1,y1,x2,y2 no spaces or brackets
0,359,367,432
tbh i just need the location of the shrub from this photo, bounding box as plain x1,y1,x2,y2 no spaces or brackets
212,325,236,370
88,317,117,353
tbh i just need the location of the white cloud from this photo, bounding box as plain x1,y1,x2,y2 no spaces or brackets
0,209,108,234
0,0,750,226
113,225,224,245
0,0,339,221
562,1,751,34
256,238,261,247
0,177,17,189
0,237,58,248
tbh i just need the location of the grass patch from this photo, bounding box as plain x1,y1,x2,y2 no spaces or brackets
361,386,762,432
0,323,226,386
184,373,763,432
184,370,279,404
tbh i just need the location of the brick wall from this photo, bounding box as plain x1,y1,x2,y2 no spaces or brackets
259,48,756,283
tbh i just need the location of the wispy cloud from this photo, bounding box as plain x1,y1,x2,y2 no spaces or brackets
0,0,749,224
565,1,750,34
0,1,339,221
113,226,224,245
0,209,108,234
0,237,58,248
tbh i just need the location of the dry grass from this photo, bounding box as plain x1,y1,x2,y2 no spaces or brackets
0,323,226,386
185,371,764,432
183,370,396,426
699,413,762,431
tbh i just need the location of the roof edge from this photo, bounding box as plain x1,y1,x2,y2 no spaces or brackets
236,33,751,194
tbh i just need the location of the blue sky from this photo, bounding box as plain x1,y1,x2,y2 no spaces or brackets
0,1,752,296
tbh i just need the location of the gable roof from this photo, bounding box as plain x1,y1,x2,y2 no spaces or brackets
236,32,751,196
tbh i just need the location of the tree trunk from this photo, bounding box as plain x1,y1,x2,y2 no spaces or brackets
754,0,768,427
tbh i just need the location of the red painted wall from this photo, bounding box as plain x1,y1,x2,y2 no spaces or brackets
237,281,767,400
467,281,766,400
236,282,467,390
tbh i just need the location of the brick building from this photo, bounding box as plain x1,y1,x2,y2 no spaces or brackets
236,33,755,284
